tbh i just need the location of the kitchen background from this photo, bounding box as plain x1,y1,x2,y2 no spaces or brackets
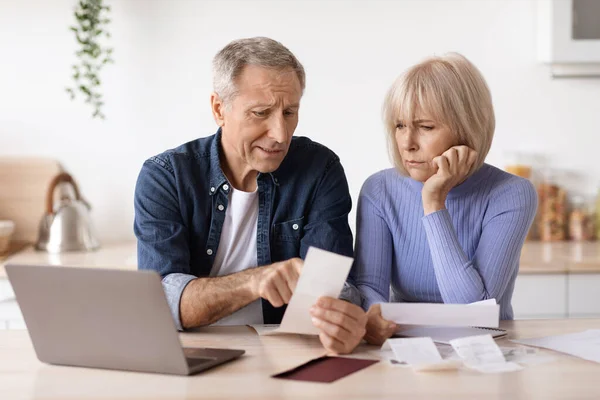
1,0,600,326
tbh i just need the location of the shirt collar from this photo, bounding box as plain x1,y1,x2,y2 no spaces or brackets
208,128,230,196
208,128,280,196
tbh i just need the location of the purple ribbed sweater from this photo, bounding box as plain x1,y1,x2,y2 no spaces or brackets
348,163,537,320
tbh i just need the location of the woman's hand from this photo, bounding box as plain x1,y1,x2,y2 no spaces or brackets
363,304,398,346
422,145,478,215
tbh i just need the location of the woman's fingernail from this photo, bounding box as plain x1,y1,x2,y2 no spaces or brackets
311,317,320,325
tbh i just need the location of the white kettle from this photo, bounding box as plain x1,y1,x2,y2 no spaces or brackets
35,172,100,253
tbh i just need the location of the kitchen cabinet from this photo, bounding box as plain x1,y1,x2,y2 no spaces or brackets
537,0,600,77
512,274,568,319
515,241,600,319
513,273,600,319
568,274,600,317
0,279,20,330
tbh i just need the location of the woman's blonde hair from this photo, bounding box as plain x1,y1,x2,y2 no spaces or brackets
383,53,495,176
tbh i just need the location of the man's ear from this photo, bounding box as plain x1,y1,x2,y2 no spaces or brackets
210,92,225,127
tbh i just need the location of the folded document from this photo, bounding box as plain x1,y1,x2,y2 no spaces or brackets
381,301,500,328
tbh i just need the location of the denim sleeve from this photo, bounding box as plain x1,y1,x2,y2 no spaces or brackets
297,158,358,303
134,158,196,330
162,273,196,330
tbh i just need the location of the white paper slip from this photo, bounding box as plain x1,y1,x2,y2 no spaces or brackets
382,337,442,365
395,326,507,344
512,329,600,364
263,247,353,336
381,338,461,372
450,334,522,373
381,302,500,328
450,334,506,365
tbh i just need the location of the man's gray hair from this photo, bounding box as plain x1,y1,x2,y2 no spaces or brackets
212,37,306,104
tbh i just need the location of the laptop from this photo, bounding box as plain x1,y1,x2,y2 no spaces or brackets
5,264,245,375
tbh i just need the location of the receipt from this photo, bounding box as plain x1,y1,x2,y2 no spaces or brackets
450,335,523,373
383,337,443,365
382,337,461,372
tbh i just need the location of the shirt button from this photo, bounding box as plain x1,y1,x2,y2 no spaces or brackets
210,187,216,193
223,184,229,191
206,249,213,256
292,223,299,230
218,204,225,211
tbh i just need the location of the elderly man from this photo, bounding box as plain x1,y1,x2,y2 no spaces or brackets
134,37,366,354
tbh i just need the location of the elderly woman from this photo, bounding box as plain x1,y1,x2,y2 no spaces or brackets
348,53,537,345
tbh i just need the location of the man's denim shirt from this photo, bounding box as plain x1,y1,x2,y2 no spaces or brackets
134,129,359,329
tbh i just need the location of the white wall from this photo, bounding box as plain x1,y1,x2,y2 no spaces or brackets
1,0,600,242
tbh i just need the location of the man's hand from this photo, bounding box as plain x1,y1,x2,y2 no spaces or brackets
310,296,367,355
422,145,478,215
363,304,397,346
250,258,303,307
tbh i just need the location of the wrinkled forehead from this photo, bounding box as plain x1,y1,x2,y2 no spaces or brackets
392,72,447,126
235,66,301,93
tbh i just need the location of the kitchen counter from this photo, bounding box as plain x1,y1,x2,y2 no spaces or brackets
2,241,600,323
0,242,137,279
519,241,600,274
3,241,600,278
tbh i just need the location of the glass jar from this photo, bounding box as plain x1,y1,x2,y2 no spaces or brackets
504,151,532,179
586,199,596,241
538,171,567,241
569,196,589,241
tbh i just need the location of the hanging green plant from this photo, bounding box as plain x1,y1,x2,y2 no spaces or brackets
65,0,114,119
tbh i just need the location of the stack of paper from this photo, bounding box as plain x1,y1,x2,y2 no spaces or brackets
380,300,500,328
379,299,503,344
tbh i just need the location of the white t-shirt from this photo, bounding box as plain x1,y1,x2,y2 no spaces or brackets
209,186,263,325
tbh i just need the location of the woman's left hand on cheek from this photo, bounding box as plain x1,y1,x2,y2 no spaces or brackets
442,145,478,183
422,145,477,214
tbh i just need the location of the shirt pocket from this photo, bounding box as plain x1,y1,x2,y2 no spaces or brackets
271,216,304,260
273,216,304,242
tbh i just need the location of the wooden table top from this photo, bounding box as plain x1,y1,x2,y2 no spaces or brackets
0,319,599,399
